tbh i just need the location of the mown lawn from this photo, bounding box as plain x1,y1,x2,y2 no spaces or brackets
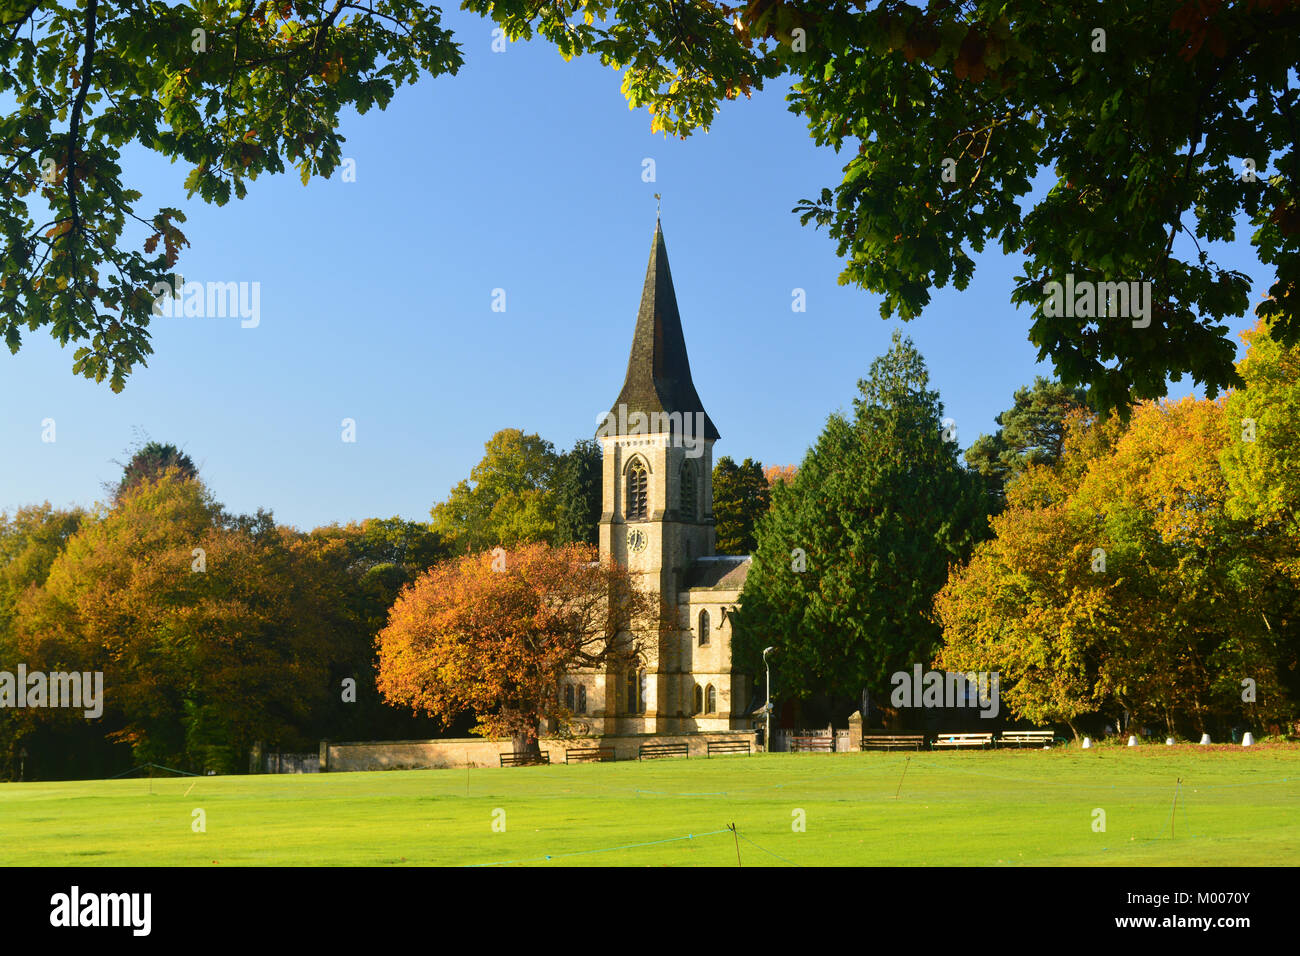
2,748,1297,866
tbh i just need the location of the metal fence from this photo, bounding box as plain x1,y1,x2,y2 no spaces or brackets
262,751,319,774
771,728,841,753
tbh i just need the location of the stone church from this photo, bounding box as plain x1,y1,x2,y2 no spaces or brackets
562,220,754,736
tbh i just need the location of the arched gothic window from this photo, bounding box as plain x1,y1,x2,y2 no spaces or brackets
679,461,696,520
693,684,703,716
625,667,645,714
564,685,575,711
577,685,587,715
706,684,716,714
699,610,710,646
626,459,648,520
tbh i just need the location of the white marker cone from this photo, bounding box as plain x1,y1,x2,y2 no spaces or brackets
1166,737,1175,746
1200,733,1211,745
1081,737,1092,749
1127,735,1138,747
1242,732,1255,747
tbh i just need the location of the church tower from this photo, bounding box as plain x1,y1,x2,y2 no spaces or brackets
597,219,719,733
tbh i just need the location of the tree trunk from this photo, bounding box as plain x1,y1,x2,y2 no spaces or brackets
511,728,541,758
880,705,902,731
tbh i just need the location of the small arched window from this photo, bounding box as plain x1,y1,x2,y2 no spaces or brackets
706,684,717,714
564,684,575,711
699,610,710,646
577,685,587,715
693,684,703,716
679,461,696,520
626,459,648,520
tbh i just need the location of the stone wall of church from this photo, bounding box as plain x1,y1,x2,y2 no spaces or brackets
675,585,750,730
321,730,758,771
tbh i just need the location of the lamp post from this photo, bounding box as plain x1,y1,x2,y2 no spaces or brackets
763,646,775,752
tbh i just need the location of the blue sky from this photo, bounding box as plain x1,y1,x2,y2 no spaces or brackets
0,8,1275,530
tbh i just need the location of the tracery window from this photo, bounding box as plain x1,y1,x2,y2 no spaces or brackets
679,461,697,519
626,459,648,519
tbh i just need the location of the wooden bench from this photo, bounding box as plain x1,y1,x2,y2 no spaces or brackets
499,750,550,767
998,730,1056,748
861,733,926,751
639,742,688,760
706,740,752,757
565,746,615,764
790,735,834,752
932,733,994,749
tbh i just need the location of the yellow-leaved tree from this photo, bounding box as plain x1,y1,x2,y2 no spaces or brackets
938,397,1296,738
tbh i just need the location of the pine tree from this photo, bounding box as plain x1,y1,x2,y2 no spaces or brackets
732,331,988,706
712,457,769,554
964,376,1090,510
552,440,602,546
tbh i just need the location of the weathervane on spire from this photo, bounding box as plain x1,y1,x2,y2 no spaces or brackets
655,192,661,220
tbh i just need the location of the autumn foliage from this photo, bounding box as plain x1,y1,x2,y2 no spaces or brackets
936,385,1298,738
1,464,453,779
376,543,661,746
11,470,351,772
762,464,798,487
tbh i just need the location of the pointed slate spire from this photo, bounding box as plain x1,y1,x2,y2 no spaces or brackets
605,221,720,441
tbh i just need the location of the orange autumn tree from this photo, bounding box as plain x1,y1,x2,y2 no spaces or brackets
375,542,663,753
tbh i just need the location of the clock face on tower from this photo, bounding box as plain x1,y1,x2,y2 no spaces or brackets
627,528,648,554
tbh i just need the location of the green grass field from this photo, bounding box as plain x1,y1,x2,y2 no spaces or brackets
3,748,1298,866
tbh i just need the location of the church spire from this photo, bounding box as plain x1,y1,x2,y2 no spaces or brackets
606,220,720,441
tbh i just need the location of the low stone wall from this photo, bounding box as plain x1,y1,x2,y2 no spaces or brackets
320,730,758,772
